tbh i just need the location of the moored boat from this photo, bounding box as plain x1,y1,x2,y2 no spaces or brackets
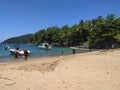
9,49,31,55
3,45,10,50
38,43,51,50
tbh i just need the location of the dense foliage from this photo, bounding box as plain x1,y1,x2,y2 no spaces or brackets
31,14,120,49
3,14,120,49
3,34,33,44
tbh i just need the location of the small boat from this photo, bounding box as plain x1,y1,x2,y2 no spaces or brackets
3,45,10,50
9,49,31,55
38,43,51,50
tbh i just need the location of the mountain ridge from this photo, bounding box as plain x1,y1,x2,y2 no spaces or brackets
2,34,33,44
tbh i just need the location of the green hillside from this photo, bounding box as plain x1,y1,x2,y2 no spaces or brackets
2,14,120,49
31,14,120,48
3,34,33,44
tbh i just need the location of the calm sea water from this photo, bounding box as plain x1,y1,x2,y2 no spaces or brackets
0,43,89,62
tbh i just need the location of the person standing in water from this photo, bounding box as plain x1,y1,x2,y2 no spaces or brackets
15,51,18,58
24,50,29,60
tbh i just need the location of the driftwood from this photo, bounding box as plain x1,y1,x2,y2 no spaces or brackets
5,82,16,86
0,76,16,86
0,76,13,81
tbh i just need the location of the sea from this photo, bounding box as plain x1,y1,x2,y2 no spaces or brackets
0,43,89,63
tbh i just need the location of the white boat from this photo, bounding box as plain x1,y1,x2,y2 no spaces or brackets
9,49,31,55
38,43,51,50
3,45,10,50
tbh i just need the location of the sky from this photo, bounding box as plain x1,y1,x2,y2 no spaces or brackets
0,0,120,42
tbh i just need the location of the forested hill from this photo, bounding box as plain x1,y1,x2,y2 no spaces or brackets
2,14,120,49
3,34,33,44
31,14,120,49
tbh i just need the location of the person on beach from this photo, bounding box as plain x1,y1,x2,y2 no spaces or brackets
24,50,29,60
105,45,109,51
111,44,115,51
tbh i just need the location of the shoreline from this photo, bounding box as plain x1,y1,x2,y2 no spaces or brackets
0,49,120,90
0,49,93,64
0,49,117,65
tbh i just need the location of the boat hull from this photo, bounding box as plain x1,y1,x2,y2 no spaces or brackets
9,49,30,55
38,46,51,50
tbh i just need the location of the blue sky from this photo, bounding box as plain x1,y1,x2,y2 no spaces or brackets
0,0,120,42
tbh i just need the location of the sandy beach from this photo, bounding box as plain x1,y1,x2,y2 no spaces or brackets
0,49,120,90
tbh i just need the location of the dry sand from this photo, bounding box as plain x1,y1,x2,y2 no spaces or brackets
0,49,120,90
